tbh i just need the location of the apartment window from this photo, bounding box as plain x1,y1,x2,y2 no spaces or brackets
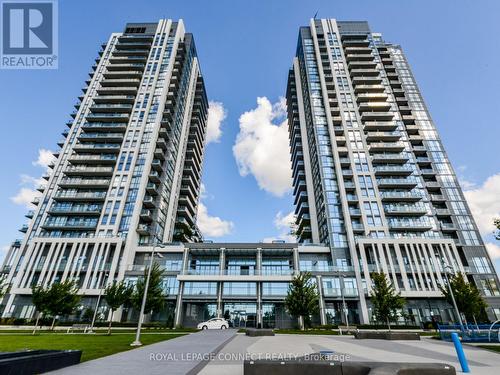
364,202,382,226
472,257,492,274
336,77,349,90
359,176,375,197
462,231,480,246
354,152,369,172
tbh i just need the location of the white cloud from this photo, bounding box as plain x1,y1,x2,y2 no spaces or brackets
10,149,52,208
197,202,234,238
206,101,226,144
263,210,297,243
485,242,500,260
32,148,55,168
10,188,38,208
463,173,500,235
0,245,9,265
233,97,292,197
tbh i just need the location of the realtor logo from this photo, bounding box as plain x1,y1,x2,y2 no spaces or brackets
1,0,58,69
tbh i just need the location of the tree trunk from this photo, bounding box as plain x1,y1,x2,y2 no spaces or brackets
298,315,304,331
107,309,114,335
32,312,41,335
50,316,57,331
386,317,391,332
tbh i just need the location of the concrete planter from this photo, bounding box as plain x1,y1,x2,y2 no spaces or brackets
354,331,420,340
245,328,275,337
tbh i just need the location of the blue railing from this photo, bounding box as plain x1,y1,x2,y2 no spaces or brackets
438,323,500,343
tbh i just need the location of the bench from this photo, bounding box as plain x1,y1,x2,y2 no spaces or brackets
338,325,357,335
245,328,275,337
66,324,89,333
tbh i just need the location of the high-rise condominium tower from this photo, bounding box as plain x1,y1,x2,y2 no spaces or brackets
1,20,208,317
286,19,500,321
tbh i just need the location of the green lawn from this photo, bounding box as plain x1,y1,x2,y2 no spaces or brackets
0,333,186,362
478,345,500,353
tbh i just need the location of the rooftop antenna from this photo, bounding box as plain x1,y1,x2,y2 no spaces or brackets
313,11,319,20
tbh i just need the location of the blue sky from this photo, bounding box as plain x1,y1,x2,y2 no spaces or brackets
1,0,499,273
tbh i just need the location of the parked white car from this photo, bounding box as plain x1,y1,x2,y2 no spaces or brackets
197,318,229,330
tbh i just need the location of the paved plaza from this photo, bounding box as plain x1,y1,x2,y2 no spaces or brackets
47,330,500,374
199,333,500,375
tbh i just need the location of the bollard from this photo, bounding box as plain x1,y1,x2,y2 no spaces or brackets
451,332,470,373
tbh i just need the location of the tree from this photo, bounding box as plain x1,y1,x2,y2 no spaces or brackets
0,274,10,300
494,218,500,240
285,272,319,330
31,284,51,335
131,263,165,318
104,281,132,335
370,272,406,331
439,272,487,323
45,280,81,330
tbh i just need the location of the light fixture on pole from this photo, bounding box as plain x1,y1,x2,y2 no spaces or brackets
89,271,109,333
435,253,464,332
338,269,349,329
131,241,165,346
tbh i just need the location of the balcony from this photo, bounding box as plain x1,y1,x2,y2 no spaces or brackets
384,204,427,216
53,191,107,201
73,143,121,153
140,209,153,222
86,113,130,122
380,191,423,202
356,93,388,102
353,84,385,93
440,222,457,232
146,183,159,195
19,224,29,233
64,166,114,176
352,76,383,86
137,224,151,235
31,197,41,205
430,194,445,202
361,112,393,122
81,122,127,132
388,219,433,231
149,170,161,183
67,154,117,164
25,210,35,218
48,206,102,215
351,223,365,232
363,121,398,131
92,95,136,103
96,86,138,95
42,220,98,230
371,153,408,164
435,208,451,217
143,195,156,208
373,165,413,176
78,133,124,142
377,177,418,188
368,141,405,152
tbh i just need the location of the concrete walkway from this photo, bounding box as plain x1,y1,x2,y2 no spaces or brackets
49,329,236,375
199,334,500,375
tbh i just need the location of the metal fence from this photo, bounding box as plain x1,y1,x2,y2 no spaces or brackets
438,323,500,343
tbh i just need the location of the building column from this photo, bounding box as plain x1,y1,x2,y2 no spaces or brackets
316,275,326,325
257,282,262,327
219,248,225,275
256,248,262,275
292,248,299,275
174,281,184,327
217,282,223,318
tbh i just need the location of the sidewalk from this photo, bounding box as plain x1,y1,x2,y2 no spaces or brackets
49,329,236,375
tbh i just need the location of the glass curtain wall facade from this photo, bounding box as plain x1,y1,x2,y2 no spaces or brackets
1,19,208,318
286,19,500,322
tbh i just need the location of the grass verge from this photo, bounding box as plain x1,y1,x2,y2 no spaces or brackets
478,345,500,353
0,333,186,362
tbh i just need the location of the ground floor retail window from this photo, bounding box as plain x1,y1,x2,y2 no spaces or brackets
223,302,257,328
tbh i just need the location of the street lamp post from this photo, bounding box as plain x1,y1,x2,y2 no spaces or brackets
442,263,465,332
131,242,165,346
89,272,109,333
338,270,349,329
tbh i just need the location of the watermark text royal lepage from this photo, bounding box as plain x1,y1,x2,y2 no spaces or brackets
1,0,58,69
